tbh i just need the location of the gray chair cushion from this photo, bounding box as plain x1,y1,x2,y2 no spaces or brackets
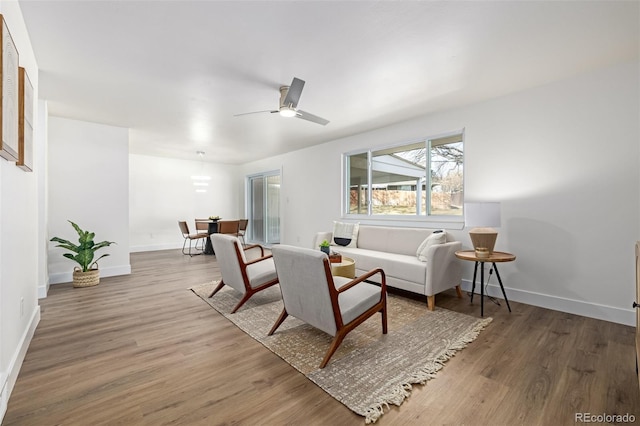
334,276,383,325
246,257,278,289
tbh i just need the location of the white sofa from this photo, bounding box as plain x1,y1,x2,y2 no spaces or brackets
313,225,463,310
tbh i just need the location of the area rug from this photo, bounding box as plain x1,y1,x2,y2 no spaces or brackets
190,282,492,424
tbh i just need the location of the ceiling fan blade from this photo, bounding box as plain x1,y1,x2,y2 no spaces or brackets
233,110,278,117
296,110,329,126
283,77,305,108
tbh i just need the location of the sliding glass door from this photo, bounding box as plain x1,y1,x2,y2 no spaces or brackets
247,171,280,245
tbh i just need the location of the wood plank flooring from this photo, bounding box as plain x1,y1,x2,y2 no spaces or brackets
3,249,639,425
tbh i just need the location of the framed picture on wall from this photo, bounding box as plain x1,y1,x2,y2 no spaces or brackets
0,15,19,162
17,67,33,171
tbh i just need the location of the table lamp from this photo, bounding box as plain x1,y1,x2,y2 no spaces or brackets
464,202,501,255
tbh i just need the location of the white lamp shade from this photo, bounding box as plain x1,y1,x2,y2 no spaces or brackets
464,202,501,228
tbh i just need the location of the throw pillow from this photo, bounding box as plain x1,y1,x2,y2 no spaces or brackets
332,221,359,247
416,230,446,262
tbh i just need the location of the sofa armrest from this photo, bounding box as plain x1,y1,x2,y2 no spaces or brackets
313,231,333,249
425,241,463,296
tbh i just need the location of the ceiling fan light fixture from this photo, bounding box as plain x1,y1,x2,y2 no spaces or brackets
279,106,297,118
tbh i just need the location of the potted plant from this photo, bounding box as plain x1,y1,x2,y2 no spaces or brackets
50,221,116,288
319,239,331,255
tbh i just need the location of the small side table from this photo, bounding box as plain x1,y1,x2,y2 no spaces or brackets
455,250,515,317
331,257,356,279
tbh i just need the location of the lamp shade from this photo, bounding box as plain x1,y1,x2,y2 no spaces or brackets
464,202,501,254
464,202,501,228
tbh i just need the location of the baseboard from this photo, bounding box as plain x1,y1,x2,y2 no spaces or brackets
130,242,182,253
0,370,6,425
48,264,132,285
37,280,49,299
38,284,48,299
460,279,635,326
0,305,40,423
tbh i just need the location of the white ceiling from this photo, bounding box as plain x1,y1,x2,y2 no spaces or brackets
18,1,639,164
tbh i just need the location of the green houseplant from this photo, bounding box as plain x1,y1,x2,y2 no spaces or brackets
50,221,116,287
319,239,331,255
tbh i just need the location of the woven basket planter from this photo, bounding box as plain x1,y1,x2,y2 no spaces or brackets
73,267,100,288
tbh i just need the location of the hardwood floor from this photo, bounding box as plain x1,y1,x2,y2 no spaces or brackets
3,250,639,425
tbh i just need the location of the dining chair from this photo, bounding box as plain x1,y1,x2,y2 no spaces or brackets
217,220,240,237
195,219,210,235
178,221,208,256
238,219,249,246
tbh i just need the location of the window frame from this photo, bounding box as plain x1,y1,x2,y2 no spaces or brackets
341,129,465,229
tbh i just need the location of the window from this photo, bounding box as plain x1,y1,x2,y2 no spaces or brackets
344,131,463,219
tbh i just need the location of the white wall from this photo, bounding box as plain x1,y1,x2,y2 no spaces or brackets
0,1,41,421
240,60,640,326
129,154,242,252
47,117,130,284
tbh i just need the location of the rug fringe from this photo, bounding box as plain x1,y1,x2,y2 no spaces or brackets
363,317,493,424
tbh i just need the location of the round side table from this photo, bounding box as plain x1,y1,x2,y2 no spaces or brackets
331,257,356,279
455,250,515,317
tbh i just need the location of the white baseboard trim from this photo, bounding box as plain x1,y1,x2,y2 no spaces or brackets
0,306,40,423
48,264,132,285
37,282,49,299
130,242,182,253
0,371,6,425
460,279,635,326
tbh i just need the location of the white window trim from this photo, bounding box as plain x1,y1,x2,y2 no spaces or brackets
341,129,465,230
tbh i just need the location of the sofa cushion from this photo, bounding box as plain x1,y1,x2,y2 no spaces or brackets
416,230,446,262
335,247,426,285
332,221,359,248
356,225,433,256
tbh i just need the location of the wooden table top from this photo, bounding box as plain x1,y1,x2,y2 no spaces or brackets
455,250,516,263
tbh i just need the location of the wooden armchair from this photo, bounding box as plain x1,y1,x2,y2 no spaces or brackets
209,234,279,313
270,245,387,368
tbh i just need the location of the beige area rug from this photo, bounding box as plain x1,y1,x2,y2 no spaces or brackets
190,282,492,424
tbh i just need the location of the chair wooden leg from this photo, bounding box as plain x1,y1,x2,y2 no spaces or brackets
320,331,347,368
231,292,252,313
427,295,435,311
382,312,388,334
208,281,225,298
456,285,463,298
381,297,388,334
268,308,289,336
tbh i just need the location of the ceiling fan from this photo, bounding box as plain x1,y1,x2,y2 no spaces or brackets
235,77,329,126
